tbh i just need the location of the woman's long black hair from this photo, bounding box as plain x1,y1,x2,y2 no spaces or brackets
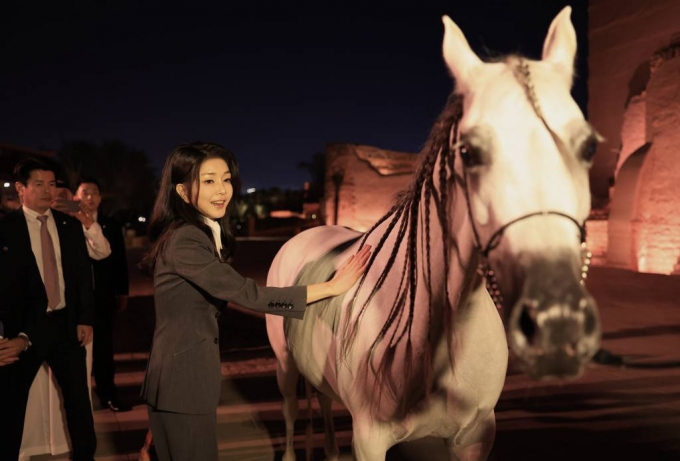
141,142,240,273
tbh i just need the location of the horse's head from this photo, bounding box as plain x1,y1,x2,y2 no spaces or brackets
442,7,601,380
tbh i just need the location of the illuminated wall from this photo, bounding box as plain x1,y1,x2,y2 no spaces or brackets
607,145,650,270
323,143,417,232
588,0,680,199
590,0,680,274
633,50,680,273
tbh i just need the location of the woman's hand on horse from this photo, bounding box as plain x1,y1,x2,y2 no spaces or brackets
328,245,372,296
306,245,372,303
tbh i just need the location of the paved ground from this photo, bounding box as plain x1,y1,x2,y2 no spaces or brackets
28,240,680,460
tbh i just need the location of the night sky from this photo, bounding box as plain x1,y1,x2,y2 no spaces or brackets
0,0,587,192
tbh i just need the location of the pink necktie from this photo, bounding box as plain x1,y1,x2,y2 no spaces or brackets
37,215,61,310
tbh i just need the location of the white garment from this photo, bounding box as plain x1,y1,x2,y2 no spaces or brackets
83,212,111,260
19,343,93,460
22,206,66,310
203,216,223,256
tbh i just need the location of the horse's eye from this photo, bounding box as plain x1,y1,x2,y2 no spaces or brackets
579,136,598,163
459,143,484,168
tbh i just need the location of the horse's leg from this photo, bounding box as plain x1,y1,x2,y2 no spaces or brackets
317,391,339,460
445,410,496,461
277,357,301,461
351,420,394,461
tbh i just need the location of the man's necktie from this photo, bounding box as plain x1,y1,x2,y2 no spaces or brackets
37,215,61,310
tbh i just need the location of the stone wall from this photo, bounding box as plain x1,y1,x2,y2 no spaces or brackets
607,145,650,270
590,0,680,274
605,46,680,274
586,219,608,266
323,143,418,231
632,50,680,273
588,0,680,199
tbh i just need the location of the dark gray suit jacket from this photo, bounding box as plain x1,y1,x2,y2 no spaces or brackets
141,225,306,414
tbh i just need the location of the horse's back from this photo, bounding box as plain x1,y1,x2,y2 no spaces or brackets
267,225,364,287
266,225,363,386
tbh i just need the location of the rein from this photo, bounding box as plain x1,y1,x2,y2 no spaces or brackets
449,57,592,309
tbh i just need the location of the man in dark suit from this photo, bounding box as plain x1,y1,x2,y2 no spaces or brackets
0,158,97,461
74,177,131,412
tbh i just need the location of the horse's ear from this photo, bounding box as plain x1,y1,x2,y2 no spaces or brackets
542,6,577,78
442,15,482,91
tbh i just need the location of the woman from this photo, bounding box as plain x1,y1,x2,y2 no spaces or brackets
140,142,370,461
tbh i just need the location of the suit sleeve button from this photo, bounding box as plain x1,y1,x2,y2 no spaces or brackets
214,338,218,344
268,302,274,309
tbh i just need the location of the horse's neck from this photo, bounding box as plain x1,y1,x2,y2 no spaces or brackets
423,195,477,300
363,182,480,341
430,195,482,329
348,180,487,416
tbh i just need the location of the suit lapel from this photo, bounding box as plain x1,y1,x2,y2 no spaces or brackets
11,209,37,262
6,209,47,303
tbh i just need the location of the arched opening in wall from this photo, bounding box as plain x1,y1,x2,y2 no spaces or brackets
615,60,651,178
625,60,650,107
607,143,651,270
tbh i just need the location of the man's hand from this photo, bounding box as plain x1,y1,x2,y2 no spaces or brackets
117,295,129,313
72,203,95,230
53,200,95,229
0,338,24,366
77,325,93,347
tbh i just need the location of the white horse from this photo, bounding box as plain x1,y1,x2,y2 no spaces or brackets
266,7,601,460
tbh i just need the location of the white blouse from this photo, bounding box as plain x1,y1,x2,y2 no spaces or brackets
202,217,223,258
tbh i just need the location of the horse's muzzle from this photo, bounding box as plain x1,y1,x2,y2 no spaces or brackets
505,255,601,380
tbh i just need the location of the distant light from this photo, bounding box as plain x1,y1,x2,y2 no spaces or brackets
246,188,256,194
3,182,9,188
138,216,147,223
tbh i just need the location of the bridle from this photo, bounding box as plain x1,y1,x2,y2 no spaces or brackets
449,57,592,309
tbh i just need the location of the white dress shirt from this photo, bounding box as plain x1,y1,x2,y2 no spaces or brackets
83,212,111,261
22,206,66,311
203,217,223,259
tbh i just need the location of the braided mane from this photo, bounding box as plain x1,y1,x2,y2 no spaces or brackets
340,91,464,416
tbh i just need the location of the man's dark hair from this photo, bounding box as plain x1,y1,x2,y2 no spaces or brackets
75,177,101,192
13,157,57,185
56,178,71,189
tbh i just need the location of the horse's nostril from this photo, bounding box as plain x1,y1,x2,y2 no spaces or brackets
518,301,537,344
